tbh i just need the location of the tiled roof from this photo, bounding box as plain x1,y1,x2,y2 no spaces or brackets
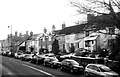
30,34,38,40
58,23,87,35
53,12,120,35
26,34,42,41
86,22,115,31
52,30,61,35
16,35,30,46
86,14,117,30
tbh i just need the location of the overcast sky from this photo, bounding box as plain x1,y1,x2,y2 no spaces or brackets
0,0,87,40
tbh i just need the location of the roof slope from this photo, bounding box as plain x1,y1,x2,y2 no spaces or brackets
16,35,30,46
58,24,87,35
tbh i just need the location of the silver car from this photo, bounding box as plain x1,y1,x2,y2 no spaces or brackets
84,64,119,77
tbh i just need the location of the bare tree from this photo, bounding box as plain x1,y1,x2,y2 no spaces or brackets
71,0,120,61
70,0,120,29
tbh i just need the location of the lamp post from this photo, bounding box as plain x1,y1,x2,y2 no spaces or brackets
8,25,12,51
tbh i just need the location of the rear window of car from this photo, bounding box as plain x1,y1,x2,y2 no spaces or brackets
69,60,79,65
99,66,112,72
87,65,94,69
25,55,30,57
93,66,100,72
50,58,58,61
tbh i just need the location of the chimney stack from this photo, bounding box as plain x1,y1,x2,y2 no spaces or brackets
19,33,22,37
30,31,33,36
15,31,18,36
87,14,95,24
52,25,55,32
26,31,29,35
62,22,66,29
43,27,47,33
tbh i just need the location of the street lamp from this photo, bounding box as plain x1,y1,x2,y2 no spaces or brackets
8,25,12,37
8,25,12,51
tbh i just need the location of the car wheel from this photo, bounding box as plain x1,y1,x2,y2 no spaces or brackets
57,66,61,70
85,71,89,77
60,66,63,70
36,60,38,64
70,69,74,73
51,64,54,68
29,60,32,63
43,62,46,66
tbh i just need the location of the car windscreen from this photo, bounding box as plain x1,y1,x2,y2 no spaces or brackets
51,58,58,61
69,60,79,65
24,55,30,57
99,66,112,72
36,55,42,58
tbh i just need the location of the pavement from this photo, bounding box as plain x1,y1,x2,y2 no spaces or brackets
0,55,85,77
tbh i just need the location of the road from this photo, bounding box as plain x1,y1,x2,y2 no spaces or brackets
0,55,85,77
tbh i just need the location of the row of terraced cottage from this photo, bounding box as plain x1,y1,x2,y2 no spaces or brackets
1,13,120,55
22,14,120,55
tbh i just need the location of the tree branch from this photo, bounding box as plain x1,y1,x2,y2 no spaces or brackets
111,0,120,9
114,0,120,6
71,1,108,15
70,0,120,29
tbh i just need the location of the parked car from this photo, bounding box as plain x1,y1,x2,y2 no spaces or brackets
43,57,61,68
21,54,33,61
14,52,23,59
30,55,42,64
25,54,34,61
2,51,9,56
34,53,56,64
60,59,84,73
42,53,55,58
8,52,12,56
84,64,119,77
60,53,75,59
18,53,27,59
2,51,8,56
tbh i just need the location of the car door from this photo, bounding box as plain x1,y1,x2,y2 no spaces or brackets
66,62,71,70
48,59,53,66
62,61,67,70
47,59,52,66
45,58,49,65
87,65,95,76
92,66,101,77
